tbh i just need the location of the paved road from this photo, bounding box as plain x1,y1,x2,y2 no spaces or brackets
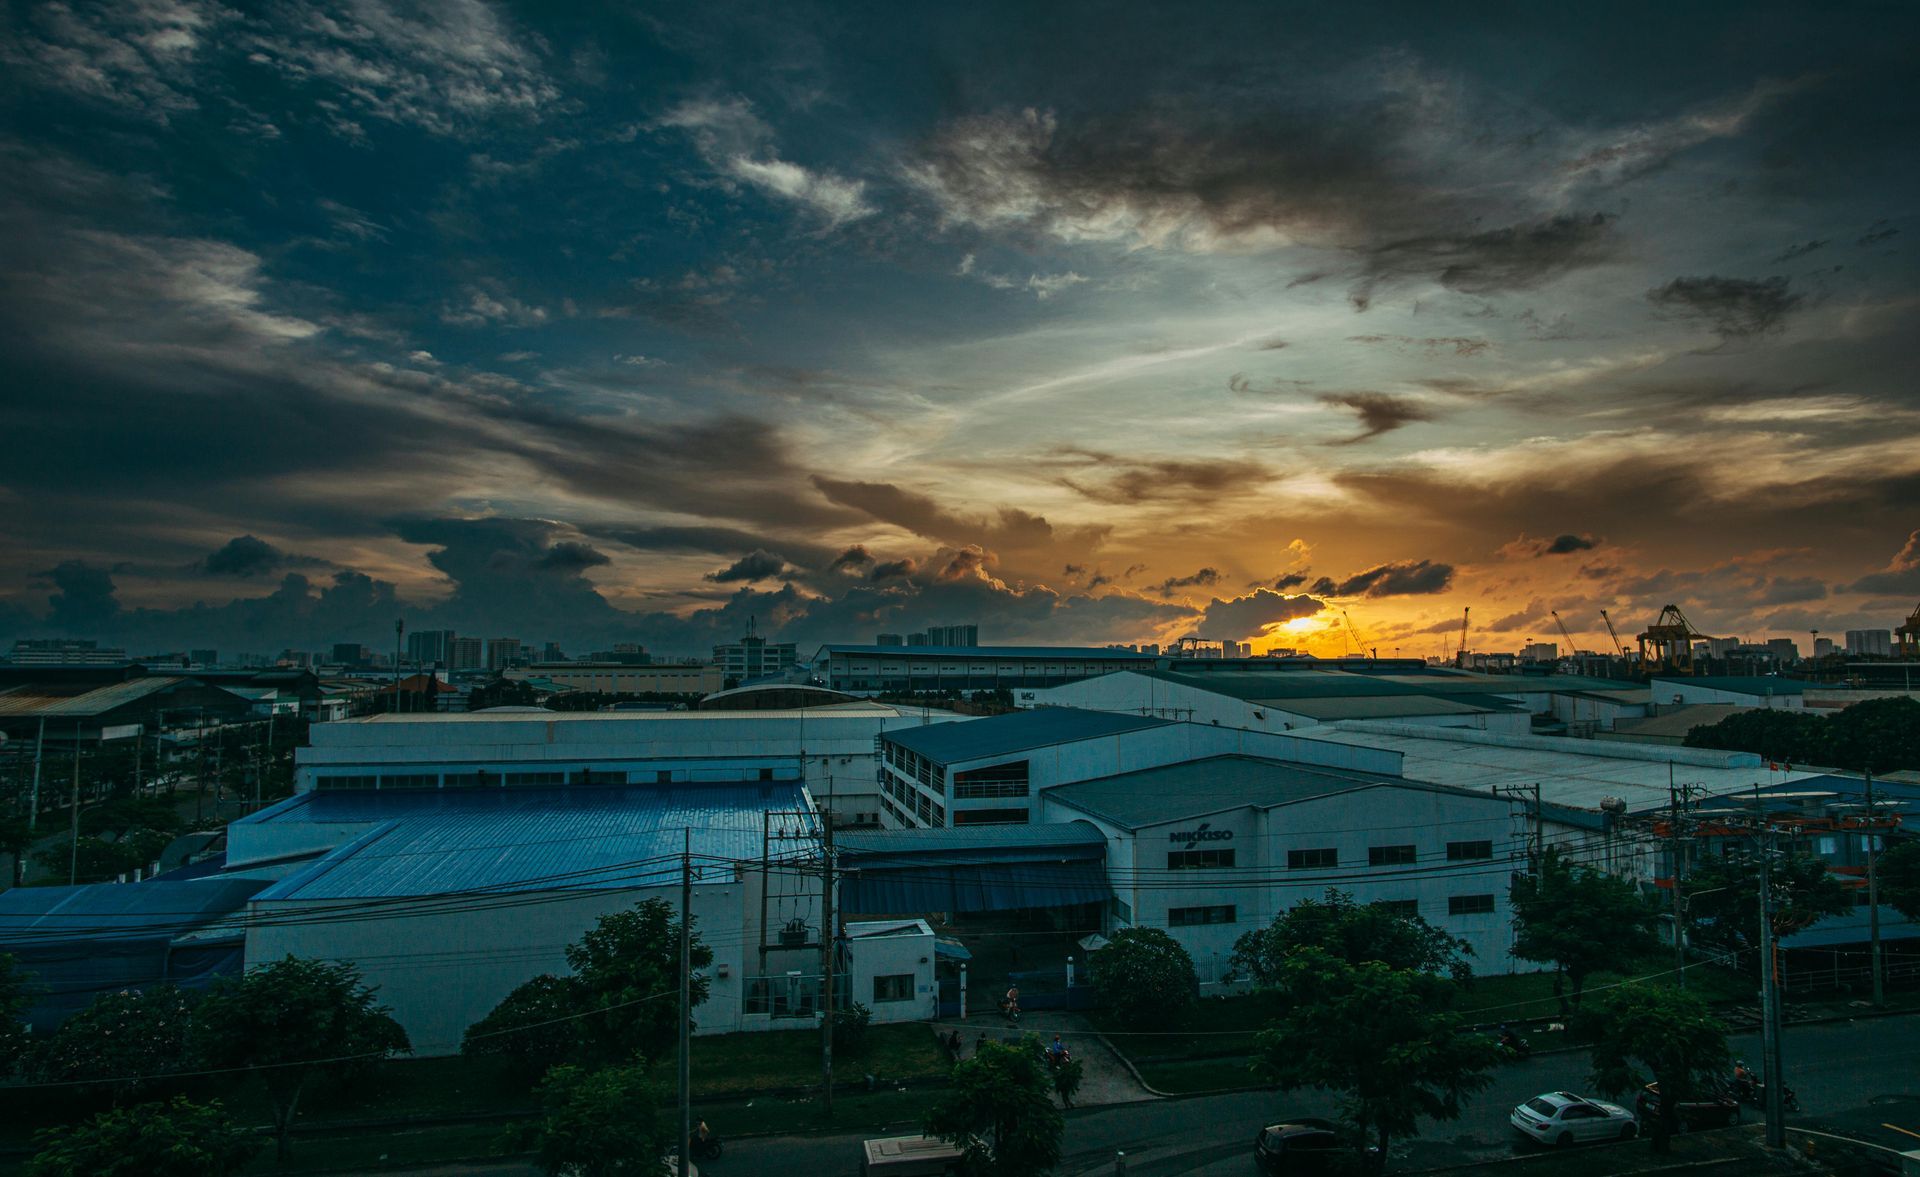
714,1012,1920,1177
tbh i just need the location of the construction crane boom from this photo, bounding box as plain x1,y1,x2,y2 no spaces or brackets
1599,609,1625,657
1550,610,1576,659
1452,606,1471,669
1342,610,1375,660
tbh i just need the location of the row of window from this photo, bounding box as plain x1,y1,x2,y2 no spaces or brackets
1285,840,1495,870
314,765,787,791
1162,895,1496,927
953,807,1028,825
953,760,1030,799
1167,848,1235,870
879,771,944,826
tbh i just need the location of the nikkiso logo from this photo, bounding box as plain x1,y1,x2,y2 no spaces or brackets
1168,822,1233,845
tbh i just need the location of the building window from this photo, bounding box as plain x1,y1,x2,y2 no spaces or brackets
953,807,1029,825
759,767,774,781
1368,844,1417,866
954,760,1030,799
503,772,566,787
1109,896,1133,925
316,775,377,790
1167,848,1236,870
873,974,915,1003
1448,894,1496,916
1287,847,1337,870
379,774,439,790
656,769,674,784
1168,905,1236,926
1446,840,1494,861
1375,899,1420,917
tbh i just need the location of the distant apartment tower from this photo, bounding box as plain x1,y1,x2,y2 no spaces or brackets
190,648,219,667
584,644,651,665
278,649,313,668
1814,637,1835,658
875,633,905,647
331,643,371,667
1766,638,1800,663
713,618,796,683
1521,642,1559,663
406,629,456,666
906,632,929,646
448,636,484,671
1845,629,1893,657
922,624,978,647
541,641,566,663
485,638,524,670
7,639,129,666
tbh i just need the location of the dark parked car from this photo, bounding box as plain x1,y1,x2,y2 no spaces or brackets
1636,1082,1741,1130
1255,1119,1370,1174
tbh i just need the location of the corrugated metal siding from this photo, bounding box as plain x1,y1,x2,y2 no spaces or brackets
884,709,1171,763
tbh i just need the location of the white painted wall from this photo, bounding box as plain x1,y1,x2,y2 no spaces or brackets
1653,680,1805,709
844,920,937,1024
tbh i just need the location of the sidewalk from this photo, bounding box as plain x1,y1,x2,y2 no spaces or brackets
941,1010,1157,1106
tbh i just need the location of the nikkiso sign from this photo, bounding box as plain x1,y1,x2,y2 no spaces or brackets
1168,822,1233,845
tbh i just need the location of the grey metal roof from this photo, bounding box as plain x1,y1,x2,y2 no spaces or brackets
1044,754,1412,829
0,676,189,718
817,645,1158,660
1138,668,1433,700
1272,695,1516,720
882,708,1171,764
1653,676,1818,696
837,820,1108,855
247,783,812,901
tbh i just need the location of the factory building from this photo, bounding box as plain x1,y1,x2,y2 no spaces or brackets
294,706,977,828
508,662,725,695
229,782,829,1054
1651,675,1813,709
811,645,1161,694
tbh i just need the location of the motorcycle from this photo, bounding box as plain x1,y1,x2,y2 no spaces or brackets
1497,1032,1532,1061
1729,1074,1799,1113
691,1132,724,1161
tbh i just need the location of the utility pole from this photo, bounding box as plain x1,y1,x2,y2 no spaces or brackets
1865,771,1884,1007
1757,835,1786,1148
678,827,692,1177
28,717,44,832
67,729,82,885
393,619,405,714
1669,767,1689,987
821,810,837,1115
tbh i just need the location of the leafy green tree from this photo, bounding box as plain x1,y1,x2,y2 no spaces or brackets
514,1063,668,1177
1881,839,1920,920
191,956,410,1163
926,1037,1065,1177
0,953,32,1074
467,676,540,711
37,985,194,1100
463,899,711,1072
567,898,711,1065
1579,986,1731,1153
1682,710,1823,763
1684,850,1850,953
463,974,586,1078
1090,927,1196,1029
1510,849,1660,1011
26,1097,257,1177
1232,889,1472,984
1251,948,1498,1168
1821,697,1920,773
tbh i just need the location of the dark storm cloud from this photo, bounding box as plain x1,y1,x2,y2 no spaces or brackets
1352,214,1618,307
869,559,918,581
1647,275,1803,340
809,477,1085,554
830,545,875,572
1846,530,1920,595
1311,559,1454,597
1153,567,1221,597
1771,240,1828,263
705,549,791,583
200,535,328,578
36,561,121,631
1197,589,1325,640
537,541,612,572
1500,533,1598,558
1483,598,1549,633
1271,572,1310,590
1858,220,1899,247
1318,393,1434,444
1058,455,1269,503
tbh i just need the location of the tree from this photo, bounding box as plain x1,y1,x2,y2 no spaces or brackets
1579,986,1730,1153
463,899,711,1073
1090,927,1196,1029
1683,710,1823,764
467,675,539,711
463,974,587,1078
1051,1056,1084,1109
27,1097,257,1177
1231,890,1472,984
1509,849,1660,1011
1820,697,1920,774
191,956,410,1163
1881,840,1920,920
1251,948,1498,1168
515,1063,669,1177
36,985,195,1100
925,1037,1065,1177
832,1001,873,1055
1684,850,1850,954
0,953,31,1075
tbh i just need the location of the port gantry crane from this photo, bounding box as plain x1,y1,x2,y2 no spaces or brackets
1898,601,1920,660
1637,603,1710,676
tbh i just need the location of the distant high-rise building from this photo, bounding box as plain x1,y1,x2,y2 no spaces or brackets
190,648,219,668
1521,641,1559,663
1845,629,1893,657
713,618,796,683
485,638,524,670
7,639,128,666
277,649,312,668
584,643,650,665
448,636,484,671
1766,638,1800,663
922,623,979,647
542,641,566,663
407,629,456,666
907,632,929,646
1814,637,1835,658
332,643,371,667
875,633,904,647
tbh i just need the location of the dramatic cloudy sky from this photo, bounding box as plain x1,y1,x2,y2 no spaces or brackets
2,1,1917,659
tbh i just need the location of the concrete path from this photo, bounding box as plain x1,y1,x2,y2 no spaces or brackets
935,1010,1157,1106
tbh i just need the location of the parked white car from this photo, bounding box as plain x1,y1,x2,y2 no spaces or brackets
1510,1091,1639,1147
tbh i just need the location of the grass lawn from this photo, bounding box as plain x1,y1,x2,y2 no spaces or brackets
649,1022,951,1098
1455,958,1755,1024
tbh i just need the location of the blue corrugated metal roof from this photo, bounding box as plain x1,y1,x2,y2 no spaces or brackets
883,708,1171,764
818,644,1157,659
251,784,812,901
1781,905,1918,948
0,878,269,944
1043,754,1411,828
